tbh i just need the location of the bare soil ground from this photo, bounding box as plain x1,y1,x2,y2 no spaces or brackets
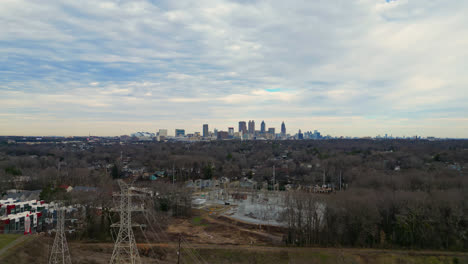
166,211,284,246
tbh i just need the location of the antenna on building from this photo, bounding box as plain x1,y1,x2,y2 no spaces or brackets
49,207,72,264
110,180,145,264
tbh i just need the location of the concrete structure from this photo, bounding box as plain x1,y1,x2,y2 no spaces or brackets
130,132,155,140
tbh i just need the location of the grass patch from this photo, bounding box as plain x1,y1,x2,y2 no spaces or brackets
0,235,21,251
184,248,289,264
191,216,208,226
180,247,468,264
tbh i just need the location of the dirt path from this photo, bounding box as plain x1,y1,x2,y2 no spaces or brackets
204,214,283,244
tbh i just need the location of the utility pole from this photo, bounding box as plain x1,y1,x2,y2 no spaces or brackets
110,180,143,264
323,170,326,187
177,234,181,264
339,170,342,191
273,165,275,185
272,165,276,191
49,207,72,264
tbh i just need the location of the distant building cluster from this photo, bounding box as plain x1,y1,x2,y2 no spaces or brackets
125,120,331,142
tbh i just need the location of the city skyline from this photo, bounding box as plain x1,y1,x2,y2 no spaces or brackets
1,117,463,139
1,1,468,138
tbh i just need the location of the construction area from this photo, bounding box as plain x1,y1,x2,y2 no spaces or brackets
1,216,467,264
0,181,466,264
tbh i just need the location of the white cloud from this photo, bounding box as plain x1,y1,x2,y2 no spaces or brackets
1,0,467,137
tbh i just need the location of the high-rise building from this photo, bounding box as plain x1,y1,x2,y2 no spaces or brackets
239,121,247,134
228,127,234,136
248,120,255,134
268,128,275,135
261,121,266,134
175,129,185,137
203,124,209,137
313,130,321,139
217,131,229,140
298,129,304,140
281,121,286,135
158,129,168,137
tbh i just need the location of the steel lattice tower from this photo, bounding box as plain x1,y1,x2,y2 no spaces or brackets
49,207,72,264
110,180,141,264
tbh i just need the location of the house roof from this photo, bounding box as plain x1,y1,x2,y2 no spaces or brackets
3,190,41,201
73,186,98,192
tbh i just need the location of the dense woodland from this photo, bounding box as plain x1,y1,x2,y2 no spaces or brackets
0,139,467,250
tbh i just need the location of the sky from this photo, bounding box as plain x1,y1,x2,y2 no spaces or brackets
1,0,467,138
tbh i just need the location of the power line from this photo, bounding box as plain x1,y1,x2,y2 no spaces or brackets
110,180,144,264
49,207,72,264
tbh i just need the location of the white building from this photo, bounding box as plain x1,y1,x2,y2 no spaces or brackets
158,129,168,137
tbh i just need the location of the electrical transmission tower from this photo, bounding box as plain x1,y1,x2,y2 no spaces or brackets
49,207,72,264
110,180,145,264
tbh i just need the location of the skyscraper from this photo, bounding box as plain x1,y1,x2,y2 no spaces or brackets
298,129,303,140
281,121,286,136
261,121,266,134
203,124,209,137
239,121,247,134
228,127,234,136
267,128,275,140
248,120,255,134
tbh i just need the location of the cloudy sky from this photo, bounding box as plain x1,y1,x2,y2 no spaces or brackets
1,0,467,137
